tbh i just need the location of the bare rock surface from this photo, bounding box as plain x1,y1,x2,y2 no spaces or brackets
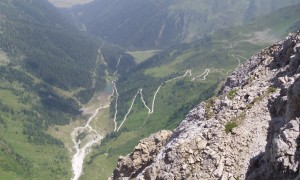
111,130,173,179
112,30,300,180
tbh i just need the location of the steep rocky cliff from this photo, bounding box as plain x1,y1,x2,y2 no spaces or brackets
112,29,300,180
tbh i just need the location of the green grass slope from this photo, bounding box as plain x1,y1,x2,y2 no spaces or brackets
81,4,300,179
0,67,73,179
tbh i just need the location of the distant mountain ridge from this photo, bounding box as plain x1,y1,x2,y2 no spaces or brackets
71,0,300,48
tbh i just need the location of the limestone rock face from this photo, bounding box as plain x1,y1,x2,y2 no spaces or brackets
112,30,300,180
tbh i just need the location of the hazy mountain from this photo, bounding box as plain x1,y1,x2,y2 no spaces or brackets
71,0,300,48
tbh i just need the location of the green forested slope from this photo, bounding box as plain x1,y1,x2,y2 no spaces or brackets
0,0,103,91
0,0,115,179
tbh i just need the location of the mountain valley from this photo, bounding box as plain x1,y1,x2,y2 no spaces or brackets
0,0,299,180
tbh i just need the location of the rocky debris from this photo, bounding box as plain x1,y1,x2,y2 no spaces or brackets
112,29,300,180
111,130,172,180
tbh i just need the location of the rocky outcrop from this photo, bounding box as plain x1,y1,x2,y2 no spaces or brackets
112,30,300,179
112,130,172,179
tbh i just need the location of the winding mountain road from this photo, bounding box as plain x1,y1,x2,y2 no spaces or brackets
115,68,212,131
114,54,243,131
